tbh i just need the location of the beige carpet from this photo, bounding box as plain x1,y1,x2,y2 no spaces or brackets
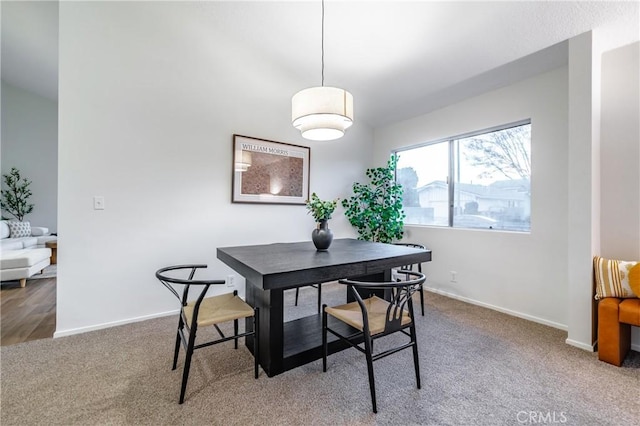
1,286,638,425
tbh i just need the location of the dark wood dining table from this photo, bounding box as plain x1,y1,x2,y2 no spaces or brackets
217,238,432,377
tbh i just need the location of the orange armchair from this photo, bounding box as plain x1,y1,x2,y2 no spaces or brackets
598,298,640,366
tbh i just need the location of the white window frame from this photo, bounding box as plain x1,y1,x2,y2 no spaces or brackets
394,119,531,232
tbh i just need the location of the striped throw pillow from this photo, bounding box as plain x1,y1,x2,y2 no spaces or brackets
594,256,639,300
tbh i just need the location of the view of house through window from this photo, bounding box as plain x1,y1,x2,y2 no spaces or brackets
395,121,531,232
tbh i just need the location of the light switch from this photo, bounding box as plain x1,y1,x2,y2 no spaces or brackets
93,196,105,210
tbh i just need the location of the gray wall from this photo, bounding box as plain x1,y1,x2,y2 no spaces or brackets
1,81,58,232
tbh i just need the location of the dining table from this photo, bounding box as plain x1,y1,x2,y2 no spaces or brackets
216,238,432,377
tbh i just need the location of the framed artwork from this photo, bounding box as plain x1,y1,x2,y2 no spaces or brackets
232,135,310,205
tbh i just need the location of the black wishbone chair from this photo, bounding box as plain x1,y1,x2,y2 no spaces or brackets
155,264,260,404
393,243,427,316
322,270,426,413
293,283,322,313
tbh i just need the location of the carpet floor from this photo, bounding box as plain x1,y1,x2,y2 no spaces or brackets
1,285,638,425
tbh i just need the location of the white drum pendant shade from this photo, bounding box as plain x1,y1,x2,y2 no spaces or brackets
292,86,353,141
235,150,252,172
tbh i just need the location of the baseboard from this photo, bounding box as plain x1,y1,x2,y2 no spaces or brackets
425,287,568,331
53,309,179,338
590,339,640,353
565,338,596,352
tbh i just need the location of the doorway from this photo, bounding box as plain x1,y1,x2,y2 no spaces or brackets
0,273,56,345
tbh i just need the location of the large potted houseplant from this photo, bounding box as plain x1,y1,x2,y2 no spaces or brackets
1,167,34,221
342,155,405,243
306,192,338,251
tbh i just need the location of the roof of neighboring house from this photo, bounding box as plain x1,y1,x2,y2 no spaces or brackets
417,180,529,201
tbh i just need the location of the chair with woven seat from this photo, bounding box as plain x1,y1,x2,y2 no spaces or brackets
322,270,426,413
393,243,427,316
293,283,322,312
155,264,260,404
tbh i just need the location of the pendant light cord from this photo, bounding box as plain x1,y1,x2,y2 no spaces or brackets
321,0,325,87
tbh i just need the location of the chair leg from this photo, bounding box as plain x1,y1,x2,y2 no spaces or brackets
322,305,328,372
363,336,377,413
295,287,300,306
418,265,425,316
254,308,260,378
234,319,239,349
172,317,184,370
179,326,198,404
410,323,421,389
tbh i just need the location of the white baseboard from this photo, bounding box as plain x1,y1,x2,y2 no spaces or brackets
565,338,595,352
53,293,639,354
425,287,568,331
53,309,179,338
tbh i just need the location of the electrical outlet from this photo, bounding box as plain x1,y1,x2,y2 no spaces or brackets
226,275,235,287
93,196,105,210
450,271,457,283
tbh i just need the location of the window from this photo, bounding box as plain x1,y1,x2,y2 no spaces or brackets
395,121,531,232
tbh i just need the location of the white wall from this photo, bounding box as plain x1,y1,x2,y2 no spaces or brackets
374,66,570,331
54,2,640,352
56,2,368,336
600,41,640,348
374,38,640,352
1,81,58,232
566,31,601,350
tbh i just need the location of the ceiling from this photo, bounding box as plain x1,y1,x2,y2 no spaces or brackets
2,1,639,127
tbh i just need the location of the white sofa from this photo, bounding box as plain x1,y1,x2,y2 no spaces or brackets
0,220,57,287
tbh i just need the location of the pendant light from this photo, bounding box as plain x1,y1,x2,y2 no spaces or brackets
234,150,252,172
292,0,353,141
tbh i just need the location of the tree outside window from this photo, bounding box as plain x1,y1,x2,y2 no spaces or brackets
395,121,531,232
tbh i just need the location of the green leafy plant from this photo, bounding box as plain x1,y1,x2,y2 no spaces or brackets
342,155,405,243
1,167,34,222
306,192,339,222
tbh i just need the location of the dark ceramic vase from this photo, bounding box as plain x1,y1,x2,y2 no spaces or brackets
312,219,333,251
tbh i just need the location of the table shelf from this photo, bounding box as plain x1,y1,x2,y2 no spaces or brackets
283,314,359,370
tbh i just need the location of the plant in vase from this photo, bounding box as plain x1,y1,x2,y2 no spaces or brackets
306,192,338,251
342,154,405,243
1,167,34,222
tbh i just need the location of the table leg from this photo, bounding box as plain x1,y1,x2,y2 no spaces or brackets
245,280,284,377
245,271,389,377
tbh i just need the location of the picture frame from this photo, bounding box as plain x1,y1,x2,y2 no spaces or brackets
232,135,310,205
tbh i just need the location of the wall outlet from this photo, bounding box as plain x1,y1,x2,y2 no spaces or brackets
93,196,105,210
226,275,235,287
450,271,457,283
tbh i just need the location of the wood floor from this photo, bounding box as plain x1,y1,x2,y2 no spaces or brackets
1,277,56,346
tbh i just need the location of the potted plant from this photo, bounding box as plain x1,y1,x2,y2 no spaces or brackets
1,167,34,222
306,192,338,251
342,154,405,243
